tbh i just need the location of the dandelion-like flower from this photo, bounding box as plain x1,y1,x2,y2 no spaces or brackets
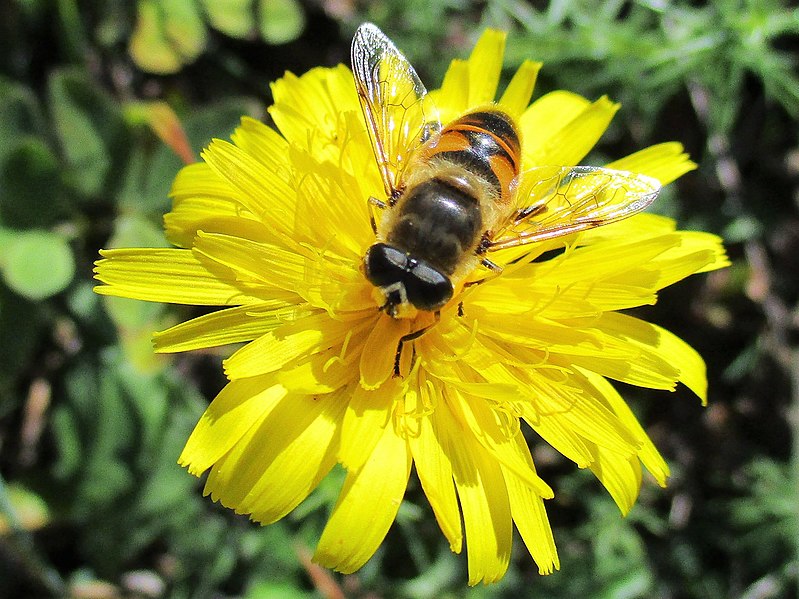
95,26,728,584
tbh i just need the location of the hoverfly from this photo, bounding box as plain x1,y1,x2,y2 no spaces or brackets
353,23,660,319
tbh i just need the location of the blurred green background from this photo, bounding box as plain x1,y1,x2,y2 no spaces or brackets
0,1,797,597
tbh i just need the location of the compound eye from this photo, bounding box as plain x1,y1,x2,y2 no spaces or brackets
406,261,453,311
364,243,453,312
364,243,407,287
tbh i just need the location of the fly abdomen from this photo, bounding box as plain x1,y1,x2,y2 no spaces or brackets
421,110,520,204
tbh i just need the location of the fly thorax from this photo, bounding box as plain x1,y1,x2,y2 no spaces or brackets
387,176,483,275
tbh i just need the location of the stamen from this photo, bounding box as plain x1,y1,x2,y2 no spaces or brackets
323,328,354,372
494,404,521,439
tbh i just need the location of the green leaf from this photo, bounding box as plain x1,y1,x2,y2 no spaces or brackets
1,230,75,300
94,0,131,48
0,77,45,162
258,0,304,45
723,215,762,243
0,136,66,228
107,212,169,250
116,139,176,214
245,582,312,599
0,284,45,397
161,0,207,61
62,358,136,516
68,281,104,324
103,297,171,373
48,68,126,198
100,293,164,333
184,97,260,149
129,0,182,74
202,0,255,38
51,352,215,576
50,403,83,480
0,483,51,534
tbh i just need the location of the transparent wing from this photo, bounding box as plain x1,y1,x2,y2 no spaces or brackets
488,166,661,250
351,23,442,199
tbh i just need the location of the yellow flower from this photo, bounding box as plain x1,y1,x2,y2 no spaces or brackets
95,29,728,584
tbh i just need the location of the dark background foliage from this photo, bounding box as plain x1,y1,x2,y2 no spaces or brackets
0,1,796,597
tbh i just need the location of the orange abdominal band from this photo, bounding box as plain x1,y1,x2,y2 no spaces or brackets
428,124,520,204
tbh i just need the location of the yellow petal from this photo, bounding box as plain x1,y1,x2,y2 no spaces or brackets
269,65,360,162
594,312,708,402
448,388,553,498
192,231,306,290
466,29,506,107
468,272,655,317
231,389,349,524
419,315,502,371
424,323,634,465
165,162,253,247
685,233,730,273
360,315,410,389
223,313,369,379
554,320,682,392
504,435,559,574
580,370,669,486
229,116,290,170
201,401,284,506
651,323,709,403
338,380,401,471
290,145,374,259
519,366,640,460
314,420,411,573
165,202,268,249
153,302,301,353
192,230,371,314
580,218,728,278
448,423,512,585
201,139,295,224
94,248,262,305
179,377,286,475
406,383,463,553
430,58,469,121
498,59,542,119
471,234,682,315
475,311,665,386
519,91,589,159
650,232,730,282
588,446,643,515
474,310,606,352
523,95,619,167
524,406,596,467
575,213,675,246
276,348,360,394
606,142,696,185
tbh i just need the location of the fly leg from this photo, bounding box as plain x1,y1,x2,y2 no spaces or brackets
393,311,440,377
368,196,387,234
